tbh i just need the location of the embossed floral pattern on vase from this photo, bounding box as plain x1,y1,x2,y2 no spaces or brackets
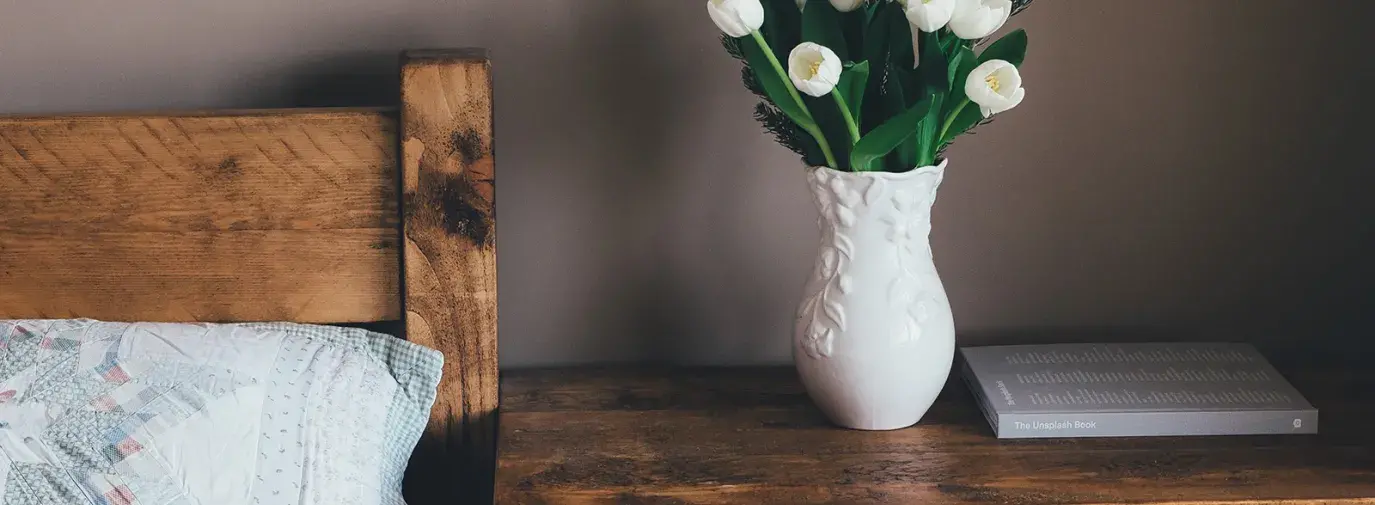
794,160,957,431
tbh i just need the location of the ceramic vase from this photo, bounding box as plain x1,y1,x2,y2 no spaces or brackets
794,160,956,430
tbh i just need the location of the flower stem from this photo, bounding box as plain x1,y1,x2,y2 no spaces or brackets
750,31,807,117
937,98,970,144
803,125,839,170
749,30,838,169
831,92,861,146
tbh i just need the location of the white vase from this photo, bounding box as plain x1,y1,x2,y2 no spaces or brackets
794,159,956,430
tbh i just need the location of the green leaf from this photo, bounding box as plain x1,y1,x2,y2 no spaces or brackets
881,61,907,111
841,4,867,61
977,28,1028,67
864,0,883,26
939,101,984,145
881,73,917,169
887,17,927,103
741,37,817,131
916,93,945,166
859,2,895,133
801,0,849,61
849,97,934,172
838,61,870,126
939,31,961,54
771,0,802,15
933,31,1026,147
862,1,896,66
918,29,950,96
946,48,965,88
762,0,804,61
887,10,915,71
943,46,978,117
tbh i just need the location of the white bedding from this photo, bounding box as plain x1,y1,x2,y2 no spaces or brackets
0,320,442,505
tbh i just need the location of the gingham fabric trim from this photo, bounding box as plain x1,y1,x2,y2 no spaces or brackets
233,322,444,418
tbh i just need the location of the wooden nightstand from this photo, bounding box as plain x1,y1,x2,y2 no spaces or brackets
495,363,1374,504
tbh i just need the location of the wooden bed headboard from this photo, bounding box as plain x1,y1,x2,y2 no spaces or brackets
0,49,497,503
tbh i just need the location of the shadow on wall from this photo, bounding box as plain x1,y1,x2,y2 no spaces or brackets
277,52,400,108
560,1,703,363
933,0,1375,361
261,3,796,364
546,2,804,365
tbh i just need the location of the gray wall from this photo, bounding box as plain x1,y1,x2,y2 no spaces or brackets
3,1,1372,366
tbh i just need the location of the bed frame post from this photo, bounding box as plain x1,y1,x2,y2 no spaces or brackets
399,49,498,504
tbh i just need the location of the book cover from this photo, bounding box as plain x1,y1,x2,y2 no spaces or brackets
959,343,1318,438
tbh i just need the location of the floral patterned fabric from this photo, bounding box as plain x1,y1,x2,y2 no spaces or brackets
0,320,442,505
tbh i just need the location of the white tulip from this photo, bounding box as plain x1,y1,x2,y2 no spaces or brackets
905,0,956,33
830,0,867,12
797,0,807,10
788,43,843,98
707,0,765,38
964,59,1025,117
948,0,1011,40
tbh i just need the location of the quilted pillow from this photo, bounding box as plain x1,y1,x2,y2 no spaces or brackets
0,319,442,505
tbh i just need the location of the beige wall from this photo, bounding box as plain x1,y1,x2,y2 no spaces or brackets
2,1,1372,365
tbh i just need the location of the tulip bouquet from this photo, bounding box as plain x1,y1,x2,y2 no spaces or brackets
709,0,1033,172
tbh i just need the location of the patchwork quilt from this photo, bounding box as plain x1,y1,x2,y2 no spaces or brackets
0,320,442,505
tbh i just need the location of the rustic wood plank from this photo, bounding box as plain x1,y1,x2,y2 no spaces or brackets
398,49,499,505
497,367,1375,505
0,110,399,323
500,449,1375,504
499,408,1371,458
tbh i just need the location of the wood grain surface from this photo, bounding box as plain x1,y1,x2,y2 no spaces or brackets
497,365,1375,505
398,49,499,505
0,110,399,323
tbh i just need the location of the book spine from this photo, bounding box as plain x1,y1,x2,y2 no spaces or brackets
996,409,1318,439
961,360,1001,432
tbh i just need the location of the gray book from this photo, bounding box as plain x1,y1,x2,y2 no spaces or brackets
959,343,1318,438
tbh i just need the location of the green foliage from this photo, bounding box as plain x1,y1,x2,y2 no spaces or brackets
838,61,870,125
722,0,821,165
884,12,920,169
721,0,1036,172
741,33,819,129
755,102,824,165
939,29,1028,146
801,1,848,61
917,31,951,96
723,33,824,165
945,47,965,88
858,1,895,132
979,28,1028,67
937,45,981,145
913,31,951,166
762,0,804,52
850,96,934,172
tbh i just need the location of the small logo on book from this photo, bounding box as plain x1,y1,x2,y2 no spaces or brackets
995,380,1015,406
